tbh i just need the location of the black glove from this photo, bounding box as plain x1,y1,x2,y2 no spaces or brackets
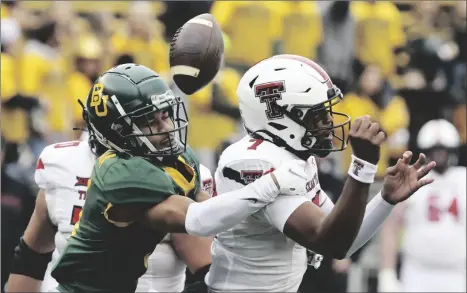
183,264,210,293
183,281,208,293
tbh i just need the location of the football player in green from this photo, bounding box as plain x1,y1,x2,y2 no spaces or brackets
43,64,310,293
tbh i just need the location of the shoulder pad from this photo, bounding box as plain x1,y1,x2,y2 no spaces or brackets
34,141,84,190
93,154,176,206
218,137,298,170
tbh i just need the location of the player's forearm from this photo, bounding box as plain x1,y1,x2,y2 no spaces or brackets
344,192,394,258
314,177,369,259
185,174,278,237
171,233,212,274
6,274,42,292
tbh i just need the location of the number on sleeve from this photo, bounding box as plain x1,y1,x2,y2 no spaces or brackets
70,205,83,225
247,138,264,150
70,209,83,237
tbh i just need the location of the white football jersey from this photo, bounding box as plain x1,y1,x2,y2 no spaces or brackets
402,166,466,268
37,140,214,292
138,164,214,292
206,136,326,292
36,141,96,292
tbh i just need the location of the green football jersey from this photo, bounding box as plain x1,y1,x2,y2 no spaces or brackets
52,147,200,293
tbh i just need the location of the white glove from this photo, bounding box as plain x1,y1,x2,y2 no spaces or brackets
271,159,309,197
378,268,400,292
307,250,324,269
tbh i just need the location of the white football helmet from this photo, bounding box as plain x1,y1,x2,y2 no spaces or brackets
417,119,460,150
237,54,351,158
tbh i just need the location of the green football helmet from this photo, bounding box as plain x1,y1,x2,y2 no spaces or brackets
83,63,188,159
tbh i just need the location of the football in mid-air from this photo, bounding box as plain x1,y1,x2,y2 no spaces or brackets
169,13,224,95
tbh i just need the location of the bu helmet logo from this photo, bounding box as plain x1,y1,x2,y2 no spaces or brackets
254,81,286,120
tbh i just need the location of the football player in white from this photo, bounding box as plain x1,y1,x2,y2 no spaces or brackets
379,119,466,292
206,55,436,292
5,132,215,293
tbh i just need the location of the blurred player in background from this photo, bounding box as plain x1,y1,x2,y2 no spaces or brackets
206,55,436,292
379,119,466,292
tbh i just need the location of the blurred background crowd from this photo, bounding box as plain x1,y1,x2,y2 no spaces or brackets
1,1,466,293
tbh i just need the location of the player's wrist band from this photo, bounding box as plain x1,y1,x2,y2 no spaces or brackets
10,237,53,280
348,155,378,184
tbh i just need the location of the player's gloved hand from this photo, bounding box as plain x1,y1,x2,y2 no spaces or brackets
348,115,386,165
378,268,400,292
182,281,208,293
270,159,309,197
307,249,324,269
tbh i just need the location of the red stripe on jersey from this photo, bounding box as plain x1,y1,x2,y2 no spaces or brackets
312,190,321,206
36,158,45,170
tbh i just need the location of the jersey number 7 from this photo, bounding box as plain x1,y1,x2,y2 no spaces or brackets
248,139,263,150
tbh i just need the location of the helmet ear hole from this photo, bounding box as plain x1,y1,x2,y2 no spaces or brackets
302,137,313,147
290,108,303,119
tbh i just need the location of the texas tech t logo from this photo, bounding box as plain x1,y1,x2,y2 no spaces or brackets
352,159,364,176
240,170,263,185
254,81,286,120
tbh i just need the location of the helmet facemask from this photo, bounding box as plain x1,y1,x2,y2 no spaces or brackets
251,85,351,159
88,91,188,160
285,86,351,158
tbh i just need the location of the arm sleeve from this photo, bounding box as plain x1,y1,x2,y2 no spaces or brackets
319,190,394,258
185,173,279,237
185,157,283,237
